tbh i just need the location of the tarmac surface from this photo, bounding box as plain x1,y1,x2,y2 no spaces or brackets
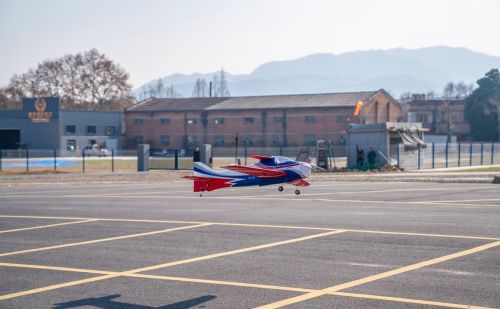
0,179,499,308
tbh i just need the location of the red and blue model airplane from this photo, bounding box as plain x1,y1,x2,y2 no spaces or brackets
183,155,318,195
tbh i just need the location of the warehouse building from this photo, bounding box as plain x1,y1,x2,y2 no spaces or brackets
0,97,121,154
124,89,401,149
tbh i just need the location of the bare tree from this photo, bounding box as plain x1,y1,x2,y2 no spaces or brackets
455,81,469,98
192,78,208,97
426,90,436,99
4,48,132,110
217,69,230,97
399,91,412,101
211,69,230,97
443,82,456,98
165,84,180,98
155,78,164,97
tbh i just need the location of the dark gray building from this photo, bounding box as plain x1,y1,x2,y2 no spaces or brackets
0,98,121,154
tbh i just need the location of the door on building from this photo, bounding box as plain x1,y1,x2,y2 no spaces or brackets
0,130,21,149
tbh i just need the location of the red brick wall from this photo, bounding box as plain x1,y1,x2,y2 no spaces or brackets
124,92,401,149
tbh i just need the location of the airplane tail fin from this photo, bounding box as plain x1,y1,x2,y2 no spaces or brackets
183,162,233,192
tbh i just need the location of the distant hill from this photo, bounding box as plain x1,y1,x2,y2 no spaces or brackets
134,46,500,99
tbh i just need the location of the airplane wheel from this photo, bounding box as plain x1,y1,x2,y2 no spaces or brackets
278,186,284,192
295,189,300,195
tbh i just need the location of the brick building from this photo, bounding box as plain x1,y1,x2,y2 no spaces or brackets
406,95,470,141
124,89,401,149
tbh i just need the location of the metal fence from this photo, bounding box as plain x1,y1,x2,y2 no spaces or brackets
0,148,137,174
397,142,499,170
2,142,497,174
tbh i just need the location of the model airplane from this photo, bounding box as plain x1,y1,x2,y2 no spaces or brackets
183,155,319,195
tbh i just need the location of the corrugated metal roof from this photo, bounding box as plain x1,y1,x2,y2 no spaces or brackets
127,91,380,112
127,97,227,112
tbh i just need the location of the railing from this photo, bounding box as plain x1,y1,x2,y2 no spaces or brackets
0,148,137,174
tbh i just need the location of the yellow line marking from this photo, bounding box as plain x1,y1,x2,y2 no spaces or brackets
425,198,500,203
0,219,97,234
0,215,498,240
0,230,345,300
254,240,500,308
128,273,314,293
328,292,495,309
0,274,118,301
126,230,346,274
226,186,499,199
0,262,112,275
0,223,211,257
0,262,494,308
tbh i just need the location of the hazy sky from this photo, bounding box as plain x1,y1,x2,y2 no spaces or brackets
1,0,499,88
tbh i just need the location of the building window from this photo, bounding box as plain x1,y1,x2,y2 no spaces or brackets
187,118,197,124
244,117,254,124
274,116,284,123
88,139,97,146
187,135,198,147
272,134,282,146
160,118,170,125
65,125,76,135
134,119,144,125
215,135,224,146
105,125,116,136
242,135,253,146
87,125,97,135
135,135,143,145
336,115,350,123
305,134,316,146
66,140,76,152
305,116,316,124
214,118,224,125
160,135,170,146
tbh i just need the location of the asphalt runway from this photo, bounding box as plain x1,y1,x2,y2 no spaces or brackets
0,180,499,308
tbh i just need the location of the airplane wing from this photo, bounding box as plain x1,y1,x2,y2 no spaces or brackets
248,155,273,160
289,179,310,187
221,164,286,178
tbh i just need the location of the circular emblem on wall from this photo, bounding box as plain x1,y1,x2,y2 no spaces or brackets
34,98,47,112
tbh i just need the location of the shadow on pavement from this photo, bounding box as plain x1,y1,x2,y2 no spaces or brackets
53,294,216,309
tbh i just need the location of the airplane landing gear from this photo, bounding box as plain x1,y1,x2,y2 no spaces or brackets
278,186,284,192
295,189,301,195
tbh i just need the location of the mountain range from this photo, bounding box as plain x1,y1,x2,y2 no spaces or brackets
134,46,500,99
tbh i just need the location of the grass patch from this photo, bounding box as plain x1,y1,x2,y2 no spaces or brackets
448,166,500,172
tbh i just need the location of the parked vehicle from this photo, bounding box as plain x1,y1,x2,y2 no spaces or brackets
82,144,108,157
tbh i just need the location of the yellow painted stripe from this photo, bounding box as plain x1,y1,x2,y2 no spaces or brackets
0,262,112,275
0,214,498,240
0,230,344,300
224,186,499,199
128,273,314,293
0,274,118,301
0,219,97,234
0,262,494,309
0,223,211,257
0,262,313,293
254,240,500,309
329,292,495,309
124,230,346,274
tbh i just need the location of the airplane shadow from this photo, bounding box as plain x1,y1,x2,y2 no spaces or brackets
53,294,217,309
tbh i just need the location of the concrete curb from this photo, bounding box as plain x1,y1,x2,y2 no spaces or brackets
0,171,498,186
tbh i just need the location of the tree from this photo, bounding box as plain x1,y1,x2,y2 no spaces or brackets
464,69,500,141
192,78,208,97
455,81,469,98
443,82,456,98
399,91,411,101
211,69,230,97
155,78,164,97
3,48,132,110
425,90,436,99
164,84,180,98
